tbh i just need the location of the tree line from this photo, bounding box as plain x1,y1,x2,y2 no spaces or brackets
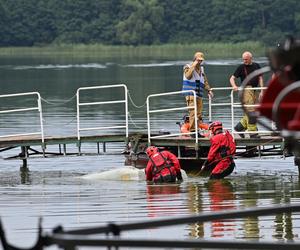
0,0,299,47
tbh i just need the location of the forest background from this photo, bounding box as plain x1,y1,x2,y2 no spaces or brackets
0,0,299,58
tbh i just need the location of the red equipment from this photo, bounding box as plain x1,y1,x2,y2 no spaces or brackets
258,75,300,131
257,37,300,131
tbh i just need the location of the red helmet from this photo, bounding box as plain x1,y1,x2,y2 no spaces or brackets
146,146,158,157
209,121,223,134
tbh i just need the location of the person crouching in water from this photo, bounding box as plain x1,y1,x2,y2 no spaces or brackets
145,146,183,183
201,121,236,179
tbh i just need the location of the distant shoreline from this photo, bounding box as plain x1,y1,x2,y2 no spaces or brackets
0,42,268,59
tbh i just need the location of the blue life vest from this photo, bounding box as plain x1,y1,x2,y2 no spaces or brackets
182,64,205,97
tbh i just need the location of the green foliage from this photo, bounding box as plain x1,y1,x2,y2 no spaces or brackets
0,0,299,46
0,41,266,59
115,0,164,45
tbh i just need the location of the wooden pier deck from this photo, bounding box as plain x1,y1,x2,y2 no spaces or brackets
0,133,285,154
0,133,286,165
0,131,296,175
0,134,127,148
0,87,295,172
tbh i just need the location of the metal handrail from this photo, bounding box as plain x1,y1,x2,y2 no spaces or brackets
208,86,274,135
55,203,300,235
146,90,198,145
0,92,44,144
146,86,277,147
2,204,299,250
47,204,300,250
76,84,128,141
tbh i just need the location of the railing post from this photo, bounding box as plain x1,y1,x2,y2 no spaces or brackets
208,94,212,122
124,85,129,138
231,89,235,133
76,89,81,154
193,92,198,144
37,93,45,154
146,96,151,144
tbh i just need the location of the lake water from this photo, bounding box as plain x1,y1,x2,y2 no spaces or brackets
0,56,299,249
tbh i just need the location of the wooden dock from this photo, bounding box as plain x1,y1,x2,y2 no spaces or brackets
1,87,297,172
0,132,288,171
0,133,128,167
123,133,289,172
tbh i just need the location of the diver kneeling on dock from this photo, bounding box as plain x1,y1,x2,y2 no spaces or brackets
201,121,236,179
145,146,183,183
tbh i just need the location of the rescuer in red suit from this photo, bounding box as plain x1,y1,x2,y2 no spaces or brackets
201,121,236,179
145,146,183,183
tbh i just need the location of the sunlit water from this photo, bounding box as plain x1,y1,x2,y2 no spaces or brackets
0,57,299,249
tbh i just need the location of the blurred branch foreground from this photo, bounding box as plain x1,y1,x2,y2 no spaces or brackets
1,204,300,249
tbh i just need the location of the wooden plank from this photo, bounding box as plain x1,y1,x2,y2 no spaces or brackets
0,132,284,151
0,134,128,148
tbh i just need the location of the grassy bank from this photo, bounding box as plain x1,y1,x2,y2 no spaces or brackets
0,42,267,59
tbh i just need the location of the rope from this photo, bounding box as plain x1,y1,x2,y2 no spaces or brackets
128,112,146,129
41,94,76,106
42,116,77,128
127,91,147,109
203,94,232,102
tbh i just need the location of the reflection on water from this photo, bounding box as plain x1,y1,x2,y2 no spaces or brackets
20,166,31,185
0,157,300,248
187,170,300,242
0,56,300,248
206,180,236,239
146,184,184,218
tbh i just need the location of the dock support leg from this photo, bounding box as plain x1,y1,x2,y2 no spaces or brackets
20,165,30,184
63,144,67,156
78,141,81,155
97,142,100,154
195,143,199,159
20,146,28,168
295,156,300,175
177,145,181,158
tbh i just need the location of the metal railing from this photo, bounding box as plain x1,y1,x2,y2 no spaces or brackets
208,86,275,136
1,204,300,249
146,87,275,144
0,92,44,144
76,84,129,143
146,90,199,145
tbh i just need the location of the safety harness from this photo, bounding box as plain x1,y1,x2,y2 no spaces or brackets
218,131,236,161
149,151,176,183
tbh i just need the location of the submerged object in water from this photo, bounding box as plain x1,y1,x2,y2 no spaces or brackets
81,166,145,181
81,166,188,181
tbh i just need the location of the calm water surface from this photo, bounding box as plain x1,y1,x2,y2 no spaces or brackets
0,56,299,249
